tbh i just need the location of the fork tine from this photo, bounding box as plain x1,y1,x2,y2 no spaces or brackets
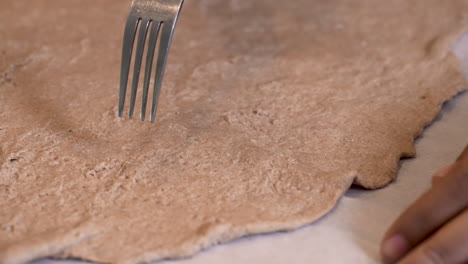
140,21,162,121
150,22,176,122
128,19,150,119
118,16,139,118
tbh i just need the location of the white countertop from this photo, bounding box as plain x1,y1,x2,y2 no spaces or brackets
30,32,468,264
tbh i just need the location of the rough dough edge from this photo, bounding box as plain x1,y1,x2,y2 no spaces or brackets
71,172,358,264
0,221,98,264
354,51,468,189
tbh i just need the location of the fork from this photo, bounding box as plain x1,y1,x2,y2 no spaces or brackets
118,0,184,122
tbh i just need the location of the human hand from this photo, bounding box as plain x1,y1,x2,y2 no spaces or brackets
380,145,468,264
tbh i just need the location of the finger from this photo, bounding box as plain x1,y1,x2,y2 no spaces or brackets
456,145,468,162
381,160,468,262
398,209,468,264
382,145,468,262
431,164,454,183
433,145,468,181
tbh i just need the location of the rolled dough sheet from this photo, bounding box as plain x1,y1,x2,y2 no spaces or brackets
1,1,467,264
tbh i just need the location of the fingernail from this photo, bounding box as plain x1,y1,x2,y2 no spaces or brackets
382,234,409,262
433,164,455,178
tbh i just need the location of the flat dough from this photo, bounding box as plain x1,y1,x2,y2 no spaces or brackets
0,0,467,263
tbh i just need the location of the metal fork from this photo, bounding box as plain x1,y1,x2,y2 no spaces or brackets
118,0,184,122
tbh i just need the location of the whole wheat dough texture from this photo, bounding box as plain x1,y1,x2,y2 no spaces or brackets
1,0,467,263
